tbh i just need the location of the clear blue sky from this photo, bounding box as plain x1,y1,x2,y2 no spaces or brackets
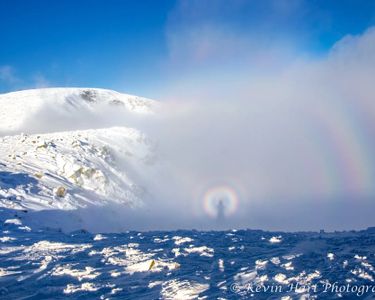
1,0,375,98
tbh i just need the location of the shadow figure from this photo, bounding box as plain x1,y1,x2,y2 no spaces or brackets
216,199,225,222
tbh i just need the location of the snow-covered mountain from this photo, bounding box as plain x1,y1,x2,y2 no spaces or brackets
0,88,155,134
0,88,160,231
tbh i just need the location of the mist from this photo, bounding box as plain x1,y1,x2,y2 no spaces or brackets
133,26,375,231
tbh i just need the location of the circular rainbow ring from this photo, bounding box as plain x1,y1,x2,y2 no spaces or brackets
203,185,239,218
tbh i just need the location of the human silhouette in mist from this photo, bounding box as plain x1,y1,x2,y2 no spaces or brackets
216,199,225,221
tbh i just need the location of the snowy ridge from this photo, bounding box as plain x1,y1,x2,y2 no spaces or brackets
0,87,156,134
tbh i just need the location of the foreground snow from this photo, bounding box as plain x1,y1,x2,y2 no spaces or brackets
1,221,375,299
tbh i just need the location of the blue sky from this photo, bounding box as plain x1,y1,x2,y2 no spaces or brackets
1,0,375,98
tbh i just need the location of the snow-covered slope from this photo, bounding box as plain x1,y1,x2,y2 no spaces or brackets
0,127,155,210
0,88,159,231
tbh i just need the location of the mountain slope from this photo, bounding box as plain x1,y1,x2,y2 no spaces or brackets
0,88,159,231
0,127,155,210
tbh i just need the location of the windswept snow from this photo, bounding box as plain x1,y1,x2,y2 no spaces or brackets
63,282,102,294
4,219,22,225
1,223,375,299
52,265,100,281
161,279,209,300
269,236,282,243
0,236,16,242
184,245,214,257
172,236,194,245
93,234,107,241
